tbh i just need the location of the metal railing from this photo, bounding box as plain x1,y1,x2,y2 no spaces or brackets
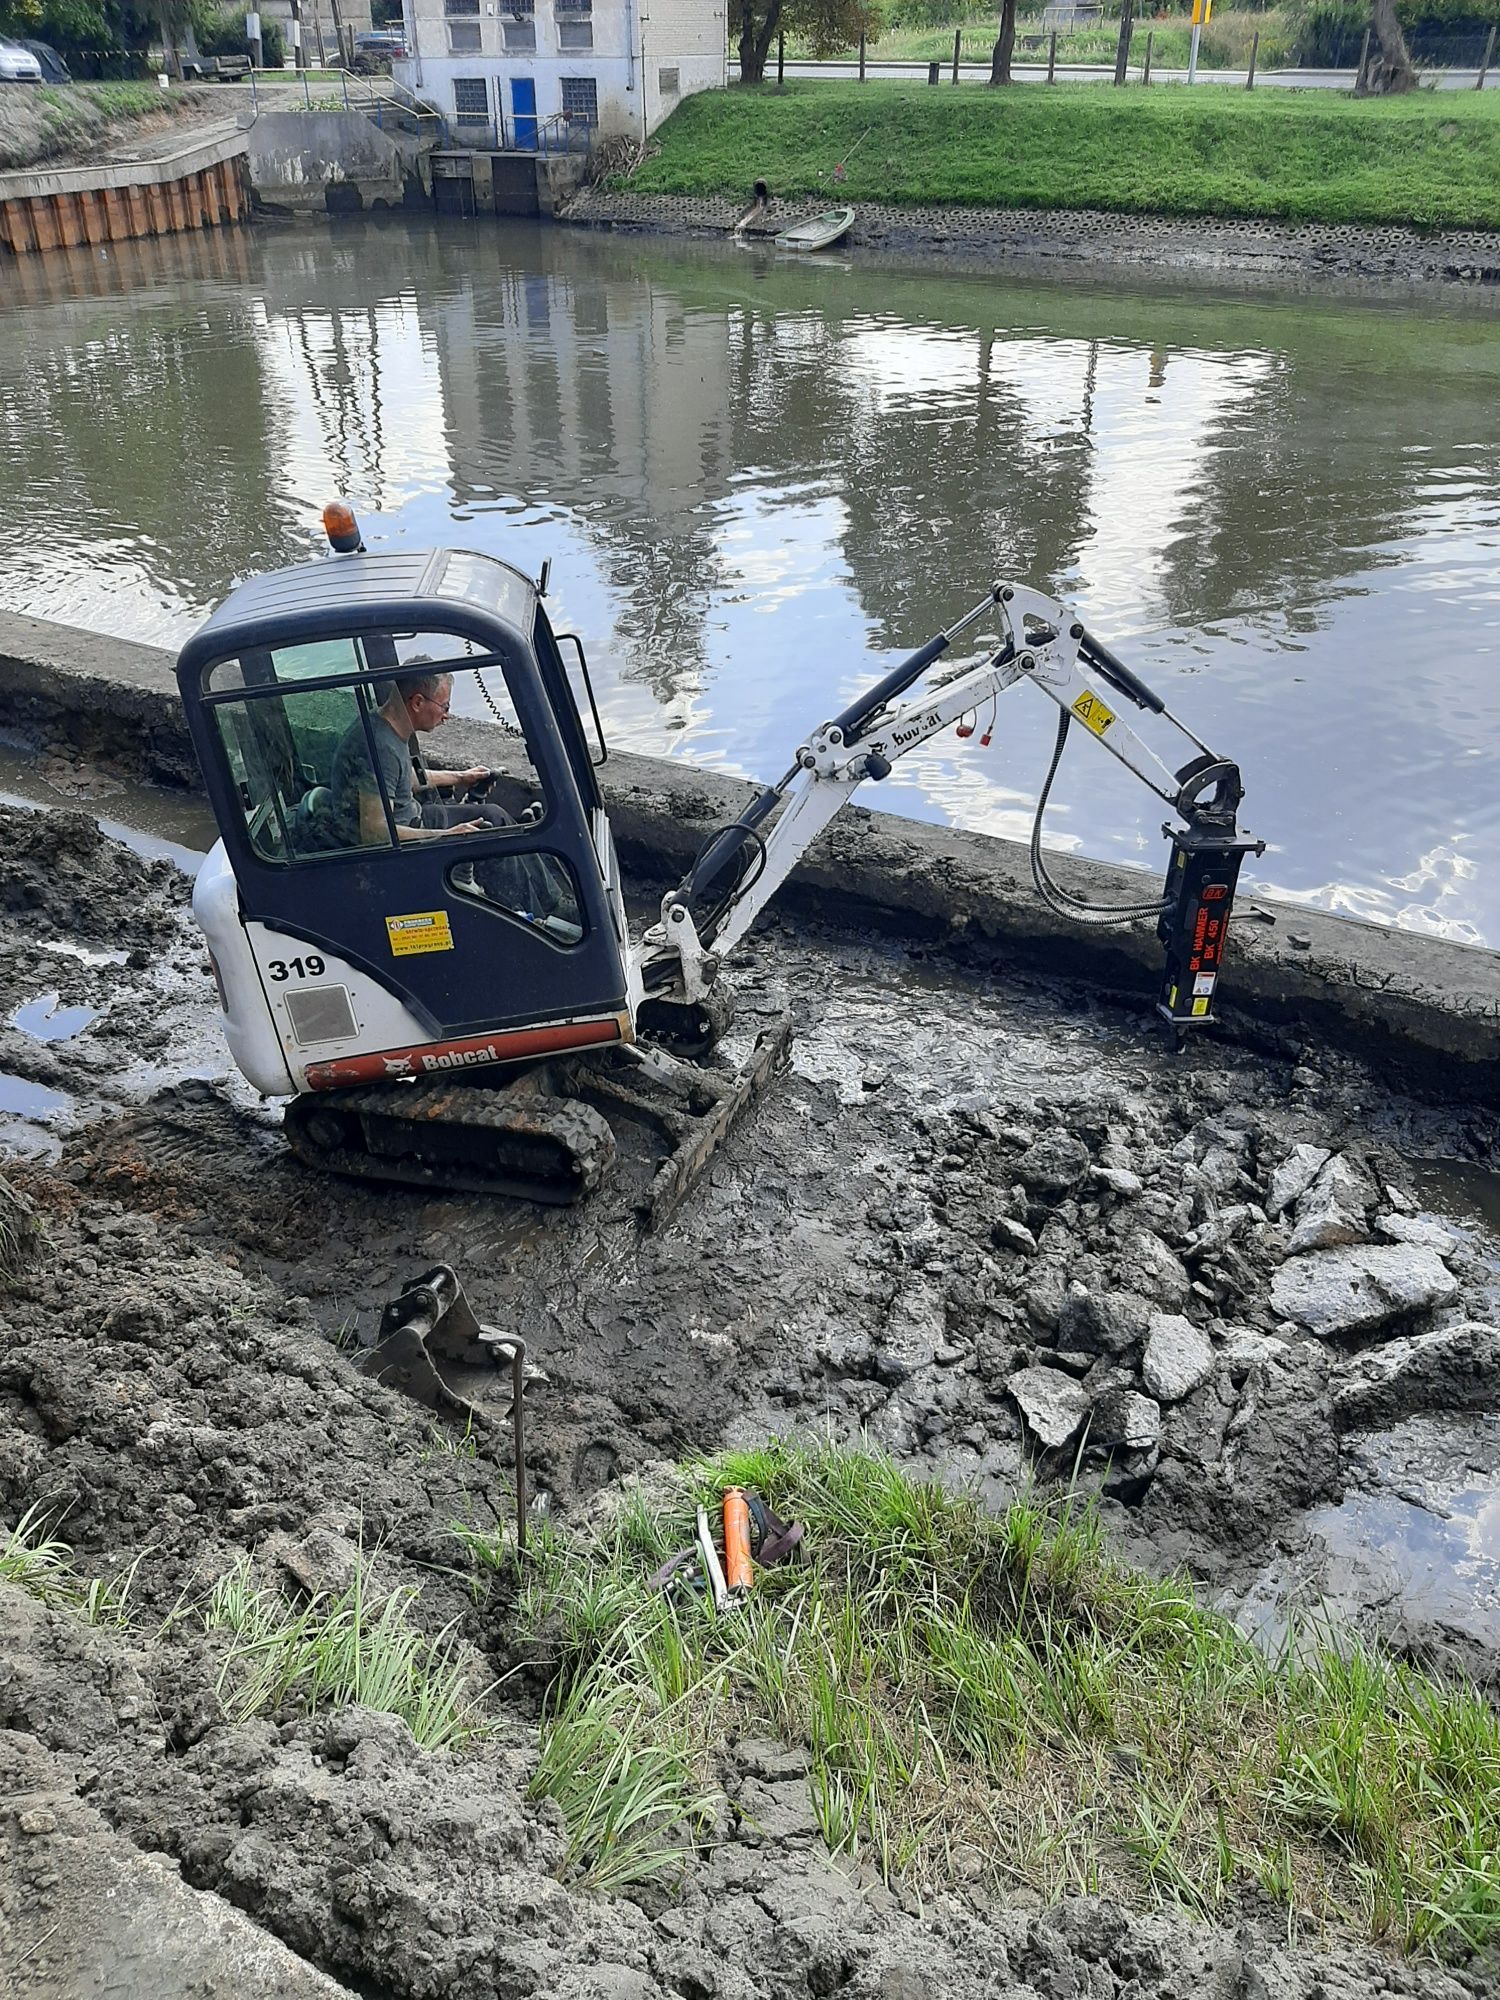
244,63,449,141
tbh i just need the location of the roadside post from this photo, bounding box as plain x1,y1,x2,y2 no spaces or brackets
1187,0,1210,82
1246,28,1258,85
1479,22,1495,86
777,30,784,85
858,31,866,79
1355,25,1371,87
928,59,940,83
1142,29,1153,81
953,28,961,80
290,0,305,70
1113,0,1134,83
246,6,262,67
1047,28,1057,79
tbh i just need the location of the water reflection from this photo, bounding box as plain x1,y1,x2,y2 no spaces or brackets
2,222,1497,939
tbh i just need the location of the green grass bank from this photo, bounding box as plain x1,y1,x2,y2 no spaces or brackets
485,1440,1500,1963
624,82,1500,231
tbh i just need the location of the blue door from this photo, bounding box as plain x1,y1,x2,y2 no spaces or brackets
511,77,537,151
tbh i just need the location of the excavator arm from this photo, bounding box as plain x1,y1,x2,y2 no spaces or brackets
657,582,1264,1031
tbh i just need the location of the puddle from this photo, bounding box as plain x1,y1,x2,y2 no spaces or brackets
10,991,101,1043
37,939,127,968
1407,1155,1500,1236
0,741,212,875
1237,1411,1500,1657
0,1072,73,1122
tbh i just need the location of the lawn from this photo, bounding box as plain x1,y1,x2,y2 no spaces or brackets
624,80,1500,230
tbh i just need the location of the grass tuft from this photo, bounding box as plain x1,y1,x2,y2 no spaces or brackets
202,1555,485,1749
491,1437,1500,1955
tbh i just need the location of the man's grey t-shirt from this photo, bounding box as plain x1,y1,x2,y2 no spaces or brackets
330,713,419,843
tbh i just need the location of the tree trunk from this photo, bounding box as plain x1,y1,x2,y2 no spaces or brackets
1360,0,1417,91
157,0,183,78
989,0,1016,81
739,0,782,85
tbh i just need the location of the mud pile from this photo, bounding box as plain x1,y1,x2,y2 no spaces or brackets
1,809,1499,1996
0,802,186,945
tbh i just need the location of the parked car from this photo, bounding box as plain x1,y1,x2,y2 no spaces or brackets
352,29,406,70
21,40,70,82
0,39,44,80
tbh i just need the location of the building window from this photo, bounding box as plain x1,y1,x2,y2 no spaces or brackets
556,0,591,48
444,0,479,13
448,21,481,50
453,77,490,123
560,74,598,126
658,64,679,95
502,14,536,49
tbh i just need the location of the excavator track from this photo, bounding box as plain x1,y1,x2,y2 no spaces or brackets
284,1073,617,1204
280,1015,794,1217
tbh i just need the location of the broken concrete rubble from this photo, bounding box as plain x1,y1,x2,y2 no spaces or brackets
1331,1322,1500,1432
1006,1364,1091,1449
1270,1241,1460,1337
1142,1313,1216,1404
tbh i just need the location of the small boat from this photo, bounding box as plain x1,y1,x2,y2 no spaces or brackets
774,207,855,253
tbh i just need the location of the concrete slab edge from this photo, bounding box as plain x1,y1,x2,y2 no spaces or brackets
2,607,1496,1100
0,130,249,202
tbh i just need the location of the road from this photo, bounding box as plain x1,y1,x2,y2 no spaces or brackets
742,58,1498,91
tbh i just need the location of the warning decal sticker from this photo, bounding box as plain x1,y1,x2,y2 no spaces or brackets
1071,690,1116,738
385,910,454,957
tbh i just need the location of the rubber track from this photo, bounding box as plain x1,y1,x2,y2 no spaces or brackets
284,1077,616,1204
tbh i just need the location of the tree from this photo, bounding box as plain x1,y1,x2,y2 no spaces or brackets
1359,0,1418,92
734,0,880,86
988,0,1017,83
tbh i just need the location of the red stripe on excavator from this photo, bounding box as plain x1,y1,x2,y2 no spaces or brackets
303,1016,624,1091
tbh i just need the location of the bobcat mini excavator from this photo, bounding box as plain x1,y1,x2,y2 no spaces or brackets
176,505,1261,1212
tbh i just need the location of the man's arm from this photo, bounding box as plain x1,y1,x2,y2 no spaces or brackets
356,784,484,844
421,765,490,792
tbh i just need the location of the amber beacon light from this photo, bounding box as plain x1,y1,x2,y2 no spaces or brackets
322,501,363,553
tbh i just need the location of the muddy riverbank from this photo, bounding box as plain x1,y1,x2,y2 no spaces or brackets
0,760,1498,1993
561,189,1500,299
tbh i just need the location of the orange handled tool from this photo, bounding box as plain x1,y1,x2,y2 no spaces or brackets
722,1487,754,1595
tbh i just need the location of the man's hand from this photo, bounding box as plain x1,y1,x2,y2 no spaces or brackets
455,766,491,789
451,818,490,835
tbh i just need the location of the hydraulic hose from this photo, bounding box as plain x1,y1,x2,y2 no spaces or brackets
1029,710,1173,929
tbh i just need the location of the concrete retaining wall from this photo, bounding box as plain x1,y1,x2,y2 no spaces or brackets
2,607,1497,1101
244,111,424,213
0,132,250,257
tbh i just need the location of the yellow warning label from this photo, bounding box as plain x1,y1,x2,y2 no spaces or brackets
1167,985,1179,1011
1192,997,1211,1017
1071,690,1116,739
386,910,454,957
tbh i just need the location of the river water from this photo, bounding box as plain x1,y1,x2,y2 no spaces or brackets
3,220,1498,941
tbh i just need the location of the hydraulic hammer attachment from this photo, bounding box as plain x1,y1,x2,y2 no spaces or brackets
1155,756,1263,1030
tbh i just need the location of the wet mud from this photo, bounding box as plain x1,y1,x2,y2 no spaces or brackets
1,796,1498,1998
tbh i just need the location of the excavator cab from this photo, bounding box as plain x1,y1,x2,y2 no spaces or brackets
177,546,638,1117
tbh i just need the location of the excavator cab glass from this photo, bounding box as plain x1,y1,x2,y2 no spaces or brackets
176,549,632,1089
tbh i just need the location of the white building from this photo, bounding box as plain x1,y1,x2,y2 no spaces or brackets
395,0,726,149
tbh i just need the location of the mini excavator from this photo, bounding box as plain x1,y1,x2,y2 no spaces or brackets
176,505,1262,1212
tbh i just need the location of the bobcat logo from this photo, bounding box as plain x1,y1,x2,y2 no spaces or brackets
382,1055,416,1078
